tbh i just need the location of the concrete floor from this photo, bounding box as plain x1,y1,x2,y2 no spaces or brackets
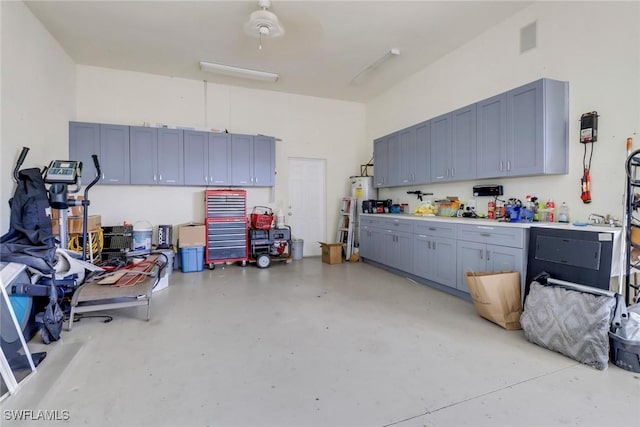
3,258,639,427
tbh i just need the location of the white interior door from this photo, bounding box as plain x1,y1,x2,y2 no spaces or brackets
288,158,326,257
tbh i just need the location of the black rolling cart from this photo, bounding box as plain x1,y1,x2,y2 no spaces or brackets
248,226,292,268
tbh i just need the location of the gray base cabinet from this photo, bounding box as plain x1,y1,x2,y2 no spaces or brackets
413,221,457,288
360,215,528,300
456,224,526,294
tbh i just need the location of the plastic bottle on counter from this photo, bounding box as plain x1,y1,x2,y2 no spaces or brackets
558,202,570,223
487,199,496,219
546,198,556,222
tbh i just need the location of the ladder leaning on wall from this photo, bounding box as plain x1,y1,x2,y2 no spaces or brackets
336,197,356,260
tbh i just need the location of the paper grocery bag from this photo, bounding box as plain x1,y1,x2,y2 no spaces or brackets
465,271,522,330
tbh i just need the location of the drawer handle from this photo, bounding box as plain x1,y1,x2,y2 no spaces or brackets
480,233,491,237
418,234,427,238
428,227,437,231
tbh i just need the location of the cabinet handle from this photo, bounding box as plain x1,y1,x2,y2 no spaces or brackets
486,249,491,261
433,241,436,250
102,173,105,180
254,177,258,183
507,161,511,171
499,161,504,172
451,167,455,177
480,249,484,260
428,241,431,249
153,174,157,182
159,174,163,181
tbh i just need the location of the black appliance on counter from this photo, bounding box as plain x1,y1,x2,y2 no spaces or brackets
525,227,614,297
362,199,392,213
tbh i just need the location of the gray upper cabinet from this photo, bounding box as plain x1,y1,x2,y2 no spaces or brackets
430,113,451,182
209,133,231,186
231,134,253,185
184,130,210,186
157,129,184,185
130,127,183,185
69,121,100,178
477,93,507,179
373,135,390,187
430,104,475,182
373,132,400,187
100,124,130,184
72,121,273,188
451,104,477,181
253,135,275,187
70,122,129,185
413,120,431,185
506,78,569,177
130,126,158,185
478,79,569,178
230,134,275,187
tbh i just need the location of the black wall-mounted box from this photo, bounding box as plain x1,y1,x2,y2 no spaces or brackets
473,185,504,197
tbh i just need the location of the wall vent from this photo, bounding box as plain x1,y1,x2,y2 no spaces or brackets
520,21,537,53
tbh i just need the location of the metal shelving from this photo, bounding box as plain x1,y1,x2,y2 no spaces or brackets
624,149,640,304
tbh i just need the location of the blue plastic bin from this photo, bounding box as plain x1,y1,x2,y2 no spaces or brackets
180,246,204,273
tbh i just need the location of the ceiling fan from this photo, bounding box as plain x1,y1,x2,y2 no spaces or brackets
244,0,285,50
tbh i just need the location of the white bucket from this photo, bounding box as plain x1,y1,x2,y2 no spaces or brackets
132,221,153,251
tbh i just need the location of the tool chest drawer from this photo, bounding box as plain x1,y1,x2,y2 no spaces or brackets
457,224,525,248
414,221,456,238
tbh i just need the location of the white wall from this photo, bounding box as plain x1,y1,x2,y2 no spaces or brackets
0,1,76,234
367,1,640,223
75,67,368,242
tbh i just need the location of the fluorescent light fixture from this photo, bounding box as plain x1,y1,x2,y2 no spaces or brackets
199,61,279,83
350,48,400,86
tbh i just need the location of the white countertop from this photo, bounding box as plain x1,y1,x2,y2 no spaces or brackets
361,213,622,233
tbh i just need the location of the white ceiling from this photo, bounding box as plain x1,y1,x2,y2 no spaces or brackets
25,0,533,102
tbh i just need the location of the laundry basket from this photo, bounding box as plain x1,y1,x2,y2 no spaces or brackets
250,206,273,230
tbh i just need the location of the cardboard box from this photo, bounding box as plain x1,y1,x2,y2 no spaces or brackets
50,195,84,219
51,215,102,235
178,223,206,248
320,242,343,264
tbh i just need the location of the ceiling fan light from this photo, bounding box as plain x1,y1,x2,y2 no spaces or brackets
244,5,284,38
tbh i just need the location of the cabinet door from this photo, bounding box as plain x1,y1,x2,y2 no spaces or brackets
477,93,507,179
369,228,386,264
486,244,524,289
129,126,158,185
414,121,431,184
157,128,184,185
457,241,486,293
359,226,374,260
69,122,100,179
209,133,231,186
430,113,451,182
413,234,432,278
99,124,130,185
431,236,457,288
386,133,402,186
399,128,416,185
450,104,477,181
507,79,544,176
184,130,209,186
373,136,388,187
230,134,253,186
253,135,275,187
386,231,412,273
